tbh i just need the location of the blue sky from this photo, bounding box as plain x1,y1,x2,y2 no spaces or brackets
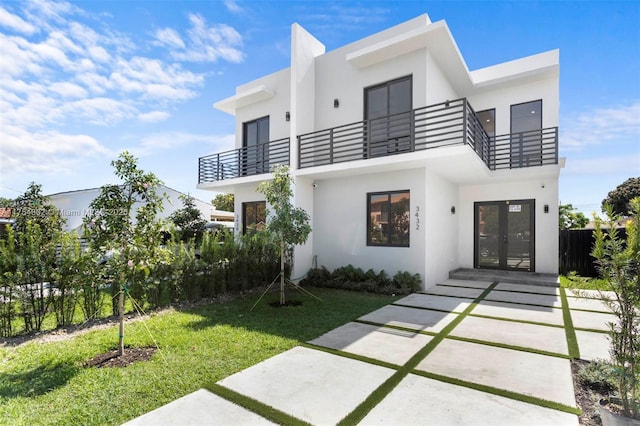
0,0,638,215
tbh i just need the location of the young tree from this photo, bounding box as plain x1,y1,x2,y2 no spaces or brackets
559,203,589,229
602,177,640,217
592,198,640,417
212,193,234,212
257,165,311,305
83,151,168,356
169,194,207,242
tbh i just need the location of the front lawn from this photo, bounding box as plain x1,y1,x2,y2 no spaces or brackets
0,288,398,425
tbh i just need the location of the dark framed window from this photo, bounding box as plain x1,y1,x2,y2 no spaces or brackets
242,201,266,235
476,108,495,138
242,116,270,175
367,190,410,247
510,100,542,167
364,76,413,157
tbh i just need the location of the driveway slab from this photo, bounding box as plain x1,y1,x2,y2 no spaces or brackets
570,309,615,331
394,293,471,313
495,282,560,295
423,285,485,299
576,330,611,361
360,374,579,426
566,297,614,313
309,321,433,365
485,290,562,307
438,279,494,289
416,339,576,407
218,346,395,425
358,305,458,333
472,300,565,325
122,389,275,426
450,315,569,355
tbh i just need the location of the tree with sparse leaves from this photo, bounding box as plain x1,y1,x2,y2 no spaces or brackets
10,182,65,246
83,151,169,356
602,177,640,217
257,165,311,305
212,193,234,212
559,203,589,230
170,194,207,242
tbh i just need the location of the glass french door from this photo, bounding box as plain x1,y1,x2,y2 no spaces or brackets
475,200,535,271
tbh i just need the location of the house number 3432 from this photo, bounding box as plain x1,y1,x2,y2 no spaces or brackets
415,206,420,231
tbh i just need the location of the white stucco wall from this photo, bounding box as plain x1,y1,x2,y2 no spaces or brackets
312,168,426,284
457,174,560,274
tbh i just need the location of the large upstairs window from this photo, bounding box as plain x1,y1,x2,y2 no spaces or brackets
510,100,542,167
364,76,412,157
367,190,410,247
242,116,270,175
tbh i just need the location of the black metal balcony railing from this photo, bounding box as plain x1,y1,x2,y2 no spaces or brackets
198,98,558,183
298,98,558,171
198,137,289,184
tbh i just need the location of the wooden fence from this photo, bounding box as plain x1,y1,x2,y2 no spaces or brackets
559,228,627,277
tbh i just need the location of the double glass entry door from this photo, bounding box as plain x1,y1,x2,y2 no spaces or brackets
475,200,535,271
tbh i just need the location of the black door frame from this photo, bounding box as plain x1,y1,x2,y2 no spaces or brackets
474,199,535,272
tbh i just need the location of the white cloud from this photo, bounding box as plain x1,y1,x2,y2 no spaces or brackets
224,0,243,14
0,125,112,175
157,13,244,63
134,132,234,155
155,27,185,49
0,6,37,34
561,101,640,151
138,111,171,123
49,81,88,98
562,155,640,176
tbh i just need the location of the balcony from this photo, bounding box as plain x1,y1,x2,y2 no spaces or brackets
198,98,558,184
298,98,558,171
199,137,289,184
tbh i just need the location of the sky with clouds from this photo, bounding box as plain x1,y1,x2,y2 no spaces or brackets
0,0,638,215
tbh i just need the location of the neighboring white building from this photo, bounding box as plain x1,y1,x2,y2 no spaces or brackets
197,14,564,289
48,185,232,233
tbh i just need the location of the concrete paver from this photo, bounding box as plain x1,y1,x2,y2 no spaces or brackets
423,285,485,299
451,315,569,355
416,338,576,407
473,299,565,325
394,293,471,313
438,279,494,289
485,290,562,307
358,305,458,333
360,374,579,426
566,297,614,313
570,309,615,331
218,346,395,425
494,282,560,295
576,330,611,361
309,321,433,365
122,389,275,426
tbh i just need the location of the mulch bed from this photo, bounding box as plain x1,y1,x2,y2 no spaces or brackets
572,359,604,426
84,346,157,368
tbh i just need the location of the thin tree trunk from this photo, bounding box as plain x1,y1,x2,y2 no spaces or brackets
118,275,125,356
280,238,285,305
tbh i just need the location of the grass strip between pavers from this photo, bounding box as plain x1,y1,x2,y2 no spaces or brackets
559,287,580,360
206,383,312,426
337,282,499,426
354,319,439,336
412,370,582,416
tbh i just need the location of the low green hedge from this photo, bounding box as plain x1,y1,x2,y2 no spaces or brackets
300,265,421,295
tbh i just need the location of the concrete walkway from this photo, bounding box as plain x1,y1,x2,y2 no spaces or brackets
124,278,613,426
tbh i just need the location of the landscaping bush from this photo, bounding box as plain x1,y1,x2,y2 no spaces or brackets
301,264,421,295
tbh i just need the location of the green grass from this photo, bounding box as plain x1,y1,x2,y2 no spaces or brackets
560,274,610,291
0,287,398,426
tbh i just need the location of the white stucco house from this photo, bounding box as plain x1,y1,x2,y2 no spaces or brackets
196,14,564,289
48,185,232,234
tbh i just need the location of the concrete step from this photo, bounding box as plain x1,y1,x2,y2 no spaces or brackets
449,268,559,288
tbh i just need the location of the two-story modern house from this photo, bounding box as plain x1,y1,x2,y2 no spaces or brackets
197,14,564,289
